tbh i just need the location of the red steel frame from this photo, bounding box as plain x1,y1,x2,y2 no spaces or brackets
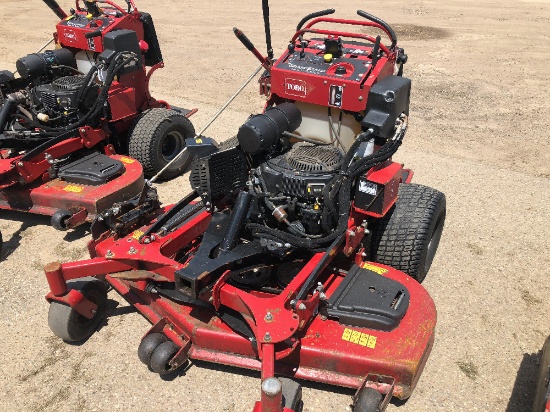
45,196,436,411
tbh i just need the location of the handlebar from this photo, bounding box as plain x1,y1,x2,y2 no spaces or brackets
356,10,397,49
296,9,335,31
291,28,392,56
75,0,137,15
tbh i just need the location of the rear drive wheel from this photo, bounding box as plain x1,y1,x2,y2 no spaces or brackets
48,277,108,342
533,336,550,412
353,387,383,412
370,183,446,282
51,209,73,231
128,109,195,179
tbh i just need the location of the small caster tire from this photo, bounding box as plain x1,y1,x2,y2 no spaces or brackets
48,277,108,342
353,388,383,412
51,209,73,231
138,333,168,365
280,377,303,412
150,340,180,374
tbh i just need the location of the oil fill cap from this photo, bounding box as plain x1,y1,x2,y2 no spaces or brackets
324,53,333,63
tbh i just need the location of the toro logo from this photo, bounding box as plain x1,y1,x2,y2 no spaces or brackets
64,30,78,43
285,78,307,97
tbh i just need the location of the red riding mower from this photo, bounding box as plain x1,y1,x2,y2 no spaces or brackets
44,3,446,412
0,0,195,251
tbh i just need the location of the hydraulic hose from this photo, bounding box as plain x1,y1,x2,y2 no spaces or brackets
0,97,17,134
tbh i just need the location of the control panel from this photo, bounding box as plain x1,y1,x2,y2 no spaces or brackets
270,37,394,112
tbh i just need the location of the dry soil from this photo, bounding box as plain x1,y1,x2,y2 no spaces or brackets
0,0,548,411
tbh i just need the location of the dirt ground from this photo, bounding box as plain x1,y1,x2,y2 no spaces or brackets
0,0,549,411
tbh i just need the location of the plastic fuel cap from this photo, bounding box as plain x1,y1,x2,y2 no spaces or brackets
324,53,333,63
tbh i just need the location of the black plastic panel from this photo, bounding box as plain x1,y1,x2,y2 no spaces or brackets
326,264,410,331
58,152,124,185
361,75,411,138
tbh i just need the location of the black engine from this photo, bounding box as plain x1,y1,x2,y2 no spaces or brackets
256,143,343,235
31,75,98,126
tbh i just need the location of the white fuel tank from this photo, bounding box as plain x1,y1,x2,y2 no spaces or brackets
293,101,362,152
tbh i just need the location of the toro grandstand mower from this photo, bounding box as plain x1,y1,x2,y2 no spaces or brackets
44,3,446,412
0,0,195,249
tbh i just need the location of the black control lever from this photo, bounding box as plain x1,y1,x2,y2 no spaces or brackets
296,9,336,31
233,28,271,70
41,0,68,20
85,30,102,39
356,10,397,49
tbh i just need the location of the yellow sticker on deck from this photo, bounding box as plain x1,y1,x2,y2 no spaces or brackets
361,262,389,275
342,328,377,349
132,230,144,240
64,185,83,193
120,157,135,164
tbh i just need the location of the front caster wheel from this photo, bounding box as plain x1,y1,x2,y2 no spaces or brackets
51,209,73,231
150,340,180,374
138,333,168,365
48,277,108,342
353,387,383,412
280,377,303,412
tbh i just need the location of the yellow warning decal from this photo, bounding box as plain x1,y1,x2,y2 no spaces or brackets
342,328,377,349
64,185,83,193
120,157,135,164
195,138,203,144
362,262,388,275
131,230,144,240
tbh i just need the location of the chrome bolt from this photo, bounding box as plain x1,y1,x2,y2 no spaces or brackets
264,332,272,342
265,312,273,321
262,377,281,397
128,247,137,255
17,162,23,167
298,303,306,310
105,250,113,258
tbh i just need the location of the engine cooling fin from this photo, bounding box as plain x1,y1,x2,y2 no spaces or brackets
52,75,86,91
285,144,342,173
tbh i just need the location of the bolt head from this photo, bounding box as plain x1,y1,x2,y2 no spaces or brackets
265,312,273,321
264,332,271,342
262,377,282,397
298,303,306,310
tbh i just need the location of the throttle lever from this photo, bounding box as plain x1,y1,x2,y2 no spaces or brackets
233,28,271,70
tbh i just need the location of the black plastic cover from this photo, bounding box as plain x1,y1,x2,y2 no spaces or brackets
98,29,142,68
189,148,249,208
237,103,302,154
326,264,410,331
16,49,76,79
58,152,125,185
185,137,219,160
140,12,163,66
361,75,411,138
0,70,15,85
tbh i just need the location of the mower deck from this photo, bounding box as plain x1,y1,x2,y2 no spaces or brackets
0,154,143,225
107,264,435,400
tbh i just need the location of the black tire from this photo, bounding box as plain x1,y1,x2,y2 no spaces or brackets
137,333,168,365
533,335,550,412
48,277,108,342
370,183,446,282
128,109,195,179
51,209,73,231
149,340,180,374
280,377,303,412
353,388,383,412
